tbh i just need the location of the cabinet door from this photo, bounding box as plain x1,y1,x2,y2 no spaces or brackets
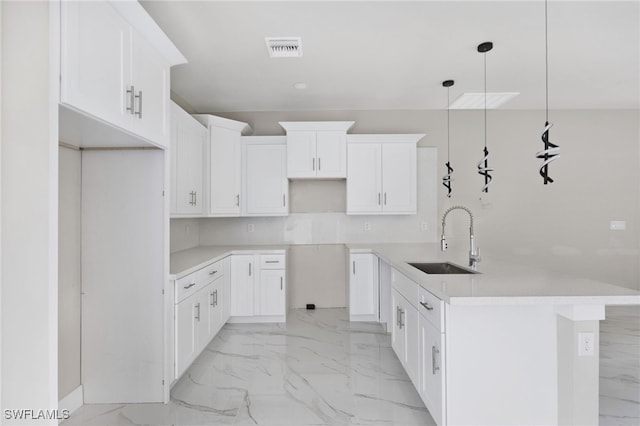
420,315,446,426
257,269,286,316
403,298,420,387
130,30,170,147
230,255,255,316
193,287,210,354
244,144,288,215
391,289,405,362
175,295,197,378
286,131,317,178
172,105,205,215
347,144,382,214
208,281,223,337
210,127,242,216
316,131,347,178
60,1,131,130
349,253,379,319
381,143,417,213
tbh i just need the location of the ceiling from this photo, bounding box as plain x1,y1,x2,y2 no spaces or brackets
140,1,640,113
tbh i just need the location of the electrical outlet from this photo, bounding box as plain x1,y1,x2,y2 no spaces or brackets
578,332,595,356
247,223,255,233
421,222,428,231
364,222,371,231
610,220,626,231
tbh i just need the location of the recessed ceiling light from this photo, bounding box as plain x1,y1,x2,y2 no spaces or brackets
293,82,307,90
265,37,302,58
449,92,519,109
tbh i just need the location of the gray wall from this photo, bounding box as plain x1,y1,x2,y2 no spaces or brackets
58,146,82,398
171,108,639,308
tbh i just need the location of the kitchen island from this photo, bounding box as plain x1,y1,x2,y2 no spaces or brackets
348,243,640,426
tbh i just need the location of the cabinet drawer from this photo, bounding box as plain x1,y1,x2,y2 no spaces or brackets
259,254,286,269
175,271,199,303
197,259,225,284
418,287,444,331
393,269,420,308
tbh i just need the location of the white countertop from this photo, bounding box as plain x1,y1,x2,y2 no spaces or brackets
170,245,288,278
348,243,640,306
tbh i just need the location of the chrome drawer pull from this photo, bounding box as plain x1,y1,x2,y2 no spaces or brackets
195,303,201,321
432,346,440,374
183,282,196,290
420,301,434,311
265,260,279,264
209,270,218,275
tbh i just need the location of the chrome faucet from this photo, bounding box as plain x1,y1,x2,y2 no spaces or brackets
440,205,481,269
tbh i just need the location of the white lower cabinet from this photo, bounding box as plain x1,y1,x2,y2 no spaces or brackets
391,288,420,387
392,269,446,425
348,252,379,321
230,253,287,322
419,313,446,426
174,257,229,380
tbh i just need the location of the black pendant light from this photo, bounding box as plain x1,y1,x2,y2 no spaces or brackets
477,41,494,193
536,0,560,184
442,79,455,198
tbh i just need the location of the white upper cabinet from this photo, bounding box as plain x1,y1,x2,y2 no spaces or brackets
59,0,186,148
170,102,206,216
242,137,289,216
193,115,252,217
280,122,354,178
346,134,423,215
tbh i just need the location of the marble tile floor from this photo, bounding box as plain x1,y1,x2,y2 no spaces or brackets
64,306,639,426
64,308,435,426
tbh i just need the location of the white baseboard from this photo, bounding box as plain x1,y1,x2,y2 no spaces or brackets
228,315,286,324
59,385,83,416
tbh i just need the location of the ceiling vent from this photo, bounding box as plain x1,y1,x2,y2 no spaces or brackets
449,92,519,109
265,37,302,58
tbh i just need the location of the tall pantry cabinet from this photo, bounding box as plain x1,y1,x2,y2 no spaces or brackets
56,0,186,406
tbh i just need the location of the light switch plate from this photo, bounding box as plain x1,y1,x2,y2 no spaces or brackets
610,220,626,231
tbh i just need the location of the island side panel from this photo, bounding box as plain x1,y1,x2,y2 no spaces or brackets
445,304,558,425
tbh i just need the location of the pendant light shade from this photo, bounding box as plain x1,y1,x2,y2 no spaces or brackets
477,41,494,193
442,79,455,198
536,0,560,184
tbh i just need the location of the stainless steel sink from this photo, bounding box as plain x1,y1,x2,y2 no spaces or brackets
407,262,478,275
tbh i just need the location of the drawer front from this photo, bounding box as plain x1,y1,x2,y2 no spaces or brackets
197,259,226,284
418,287,444,331
259,254,286,269
393,269,420,308
175,271,199,303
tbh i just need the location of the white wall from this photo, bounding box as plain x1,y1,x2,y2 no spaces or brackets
58,146,81,399
193,109,639,291
1,1,59,423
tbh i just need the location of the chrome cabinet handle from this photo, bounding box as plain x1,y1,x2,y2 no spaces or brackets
420,301,434,311
189,191,197,206
432,346,440,374
399,309,405,328
195,303,201,321
249,262,252,276
183,282,196,290
378,193,381,205
135,90,143,118
210,291,215,306
236,194,240,206
265,260,279,264
384,192,387,205
214,290,218,306
280,277,283,290
126,85,135,115
283,194,286,207
318,157,321,171
209,270,218,275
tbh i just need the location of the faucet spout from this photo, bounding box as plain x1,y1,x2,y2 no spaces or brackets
441,205,481,269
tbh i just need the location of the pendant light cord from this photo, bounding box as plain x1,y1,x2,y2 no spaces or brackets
545,0,549,122
484,51,487,149
447,87,451,161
